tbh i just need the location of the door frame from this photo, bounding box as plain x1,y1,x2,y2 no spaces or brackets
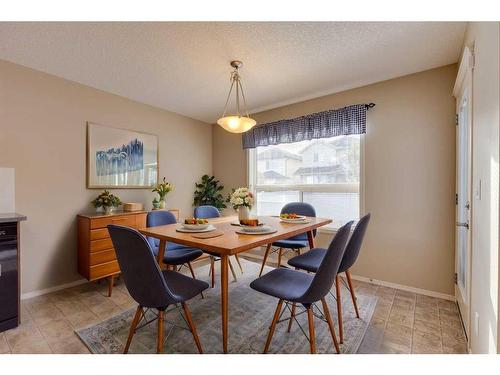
452,45,474,343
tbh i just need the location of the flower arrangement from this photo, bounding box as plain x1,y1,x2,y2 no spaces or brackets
91,190,122,213
229,187,254,209
152,177,173,209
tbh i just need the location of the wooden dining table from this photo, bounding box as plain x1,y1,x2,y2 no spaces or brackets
139,215,332,353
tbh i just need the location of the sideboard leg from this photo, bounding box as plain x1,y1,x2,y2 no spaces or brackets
108,275,115,297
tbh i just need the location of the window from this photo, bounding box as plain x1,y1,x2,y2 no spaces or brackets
248,135,362,228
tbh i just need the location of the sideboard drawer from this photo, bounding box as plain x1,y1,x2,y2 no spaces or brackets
90,238,113,253
90,228,110,241
90,215,137,229
89,260,119,280
90,248,116,266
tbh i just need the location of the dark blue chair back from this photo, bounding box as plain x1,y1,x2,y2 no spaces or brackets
300,221,354,304
339,213,371,273
146,210,177,249
281,202,317,241
194,205,220,219
107,225,177,308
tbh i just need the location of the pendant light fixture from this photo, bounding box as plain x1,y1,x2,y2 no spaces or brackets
217,60,257,133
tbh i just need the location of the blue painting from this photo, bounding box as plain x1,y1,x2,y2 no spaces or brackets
95,138,144,176
87,123,158,188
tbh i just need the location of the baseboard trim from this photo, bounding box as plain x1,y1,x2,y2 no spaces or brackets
349,274,456,301
21,278,88,300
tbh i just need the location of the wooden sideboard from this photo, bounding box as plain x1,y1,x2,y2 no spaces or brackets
77,209,180,296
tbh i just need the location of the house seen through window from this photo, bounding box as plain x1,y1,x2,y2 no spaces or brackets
249,135,361,228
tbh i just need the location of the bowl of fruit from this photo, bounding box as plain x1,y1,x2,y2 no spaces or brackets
279,213,306,223
182,218,210,230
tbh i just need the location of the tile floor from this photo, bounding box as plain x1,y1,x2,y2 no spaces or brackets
0,258,467,354
356,283,467,353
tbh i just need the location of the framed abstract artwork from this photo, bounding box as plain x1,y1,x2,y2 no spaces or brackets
86,122,159,189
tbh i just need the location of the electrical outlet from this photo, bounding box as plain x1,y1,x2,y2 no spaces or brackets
474,312,479,336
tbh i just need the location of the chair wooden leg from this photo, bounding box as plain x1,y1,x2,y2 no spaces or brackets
123,305,142,353
228,257,238,282
182,302,203,354
345,270,360,318
335,275,344,343
187,262,204,299
264,299,283,353
259,244,272,276
210,257,215,288
234,254,244,274
157,310,165,354
277,248,283,268
287,302,296,332
306,306,316,354
321,298,340,354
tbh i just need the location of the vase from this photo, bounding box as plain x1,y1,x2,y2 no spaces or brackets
103,206,113,214
159,199,166,209
238,206,250,221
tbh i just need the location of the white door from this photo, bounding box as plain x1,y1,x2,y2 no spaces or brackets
453,47,473,341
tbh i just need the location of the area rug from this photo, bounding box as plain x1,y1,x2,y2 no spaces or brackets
76,260,377,354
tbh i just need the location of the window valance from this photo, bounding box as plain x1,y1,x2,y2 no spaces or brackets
242,104,369,149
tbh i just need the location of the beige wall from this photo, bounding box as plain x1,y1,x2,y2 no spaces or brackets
463,22,500,354
213,64,457,296
0,59,212,294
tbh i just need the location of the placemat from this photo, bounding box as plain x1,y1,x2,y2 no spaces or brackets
191,230,224,239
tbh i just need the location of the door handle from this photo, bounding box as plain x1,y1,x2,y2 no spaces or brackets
456,222,469,229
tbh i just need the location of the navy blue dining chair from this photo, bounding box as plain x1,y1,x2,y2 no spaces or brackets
250,221,354,354
258,202,316,276
288,213,371,343
107,225,209,354
194,205,243,287
146,210,203,276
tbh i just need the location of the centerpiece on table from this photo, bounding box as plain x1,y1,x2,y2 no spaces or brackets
152,177,173,209
91,190,122,214
229,187,254,221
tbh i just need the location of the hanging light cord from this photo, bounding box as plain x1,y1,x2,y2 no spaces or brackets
220,67,250,119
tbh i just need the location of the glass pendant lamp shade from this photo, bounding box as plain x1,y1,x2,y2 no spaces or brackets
217,60,257,133
217,115,257,133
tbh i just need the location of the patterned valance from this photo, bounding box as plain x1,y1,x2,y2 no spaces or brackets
242,104,368,149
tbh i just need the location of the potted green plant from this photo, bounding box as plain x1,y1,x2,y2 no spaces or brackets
152,177,173,209
91,190,122,214
193,175,227,212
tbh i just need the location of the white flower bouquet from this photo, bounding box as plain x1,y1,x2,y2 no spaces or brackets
229,187,254,210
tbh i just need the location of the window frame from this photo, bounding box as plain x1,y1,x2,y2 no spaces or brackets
247,135,365,231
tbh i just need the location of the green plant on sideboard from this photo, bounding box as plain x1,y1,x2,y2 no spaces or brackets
193,174,227,212
91,190,122,214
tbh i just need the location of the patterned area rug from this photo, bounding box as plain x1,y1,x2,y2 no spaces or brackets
76,260,377,354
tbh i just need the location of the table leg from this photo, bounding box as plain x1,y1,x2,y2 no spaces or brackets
220,254,229,353
157,239,167,269
307,230,315,249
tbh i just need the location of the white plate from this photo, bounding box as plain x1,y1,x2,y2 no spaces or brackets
181,223,209,230
280,218,312,224
176,225,216,233
235,227,277,235
230,221,264,227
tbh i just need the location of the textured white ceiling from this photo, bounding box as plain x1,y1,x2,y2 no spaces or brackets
0,22,466,123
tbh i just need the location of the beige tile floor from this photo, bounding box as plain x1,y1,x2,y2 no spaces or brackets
0,258,467,354
355,283,468,353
